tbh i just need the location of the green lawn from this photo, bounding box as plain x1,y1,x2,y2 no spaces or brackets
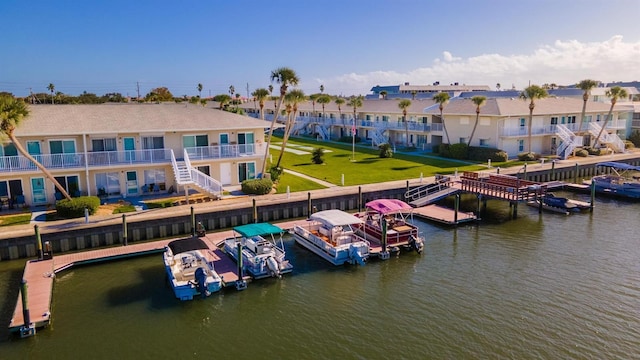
275,171,327,194
269,136,487,186
0,213,32,227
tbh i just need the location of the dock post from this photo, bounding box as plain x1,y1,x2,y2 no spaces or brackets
590,181,595,213
574,163,579,183
454,194,459,224
497,167,500,174
252,199,257,223
476,195,482,221
190,206,196,237
84,207,89,224
406,180,409,195
523,163,527,180
538,189,543,214
380,218,389,260
122,214,128,246
236,243,246,290
512,201,518,219
341,174,344,186
358,186,362,214
35,225,43,260
19,279,35,338
307,192,312,218
551,161,556,180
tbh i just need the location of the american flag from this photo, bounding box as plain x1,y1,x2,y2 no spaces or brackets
351,124,356,134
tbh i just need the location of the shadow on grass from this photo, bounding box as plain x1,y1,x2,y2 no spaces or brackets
391,166,422,170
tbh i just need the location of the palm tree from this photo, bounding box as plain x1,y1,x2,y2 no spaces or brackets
433,92,451,144
519,85,548,154
577,79,598,133
398,99,412,147
319,84,324,94
309,93,320,118
213,94,231,109
496,83,501,91
261,67,300,176
594,86,628,148
468,96,487,147
251,88,270,120
276,89,306,167
0,96,71,200
380,90,388,100
47,83,55,104
197,83,203,98
317,94,331,119
411,90,417,100
346,95,363,135
335,97,346,133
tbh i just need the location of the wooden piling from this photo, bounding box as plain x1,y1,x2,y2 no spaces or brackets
122,214,128,246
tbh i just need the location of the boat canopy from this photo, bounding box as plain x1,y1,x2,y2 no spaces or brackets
233,223,283,238
167,237,209,254
596,162,640,171
310,209,364,226
365,199,412,215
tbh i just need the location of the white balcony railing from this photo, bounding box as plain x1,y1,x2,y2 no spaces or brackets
500,120,627,137
185,144,256,161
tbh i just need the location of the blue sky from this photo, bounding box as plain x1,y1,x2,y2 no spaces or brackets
1,0,639,98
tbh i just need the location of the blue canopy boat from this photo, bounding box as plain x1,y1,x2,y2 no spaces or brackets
590,162,640,199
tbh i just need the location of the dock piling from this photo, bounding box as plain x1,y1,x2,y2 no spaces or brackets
307,192,311,218
19,279,35,338
236,243,246,290
252,199,257,223
574,163,579,183
190,207,195,237
454,194,460,224
35,225,42,260
358,186,362,214
122,214,128,246
590,181,596,213
380,218,389,260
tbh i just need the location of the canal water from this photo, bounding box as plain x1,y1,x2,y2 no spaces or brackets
0,192,638,359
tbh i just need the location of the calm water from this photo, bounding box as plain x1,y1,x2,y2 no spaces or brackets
1,192,639,359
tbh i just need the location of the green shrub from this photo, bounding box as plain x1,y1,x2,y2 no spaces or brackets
448,143,469,159
311,148,325,164
468,147,509,162
629,130,640,147
112,205,136,214
56,196,100,219
241,178,273,195
575,149,589,157
145,199,175,209
268,165,283,182
338,135,361,143
517,152,539,161
585,147,604,156
378,143,393,158
432,144,440,154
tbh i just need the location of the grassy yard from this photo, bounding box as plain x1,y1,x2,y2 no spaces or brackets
269,136,487,186
274,171,327,194
0,213,32,227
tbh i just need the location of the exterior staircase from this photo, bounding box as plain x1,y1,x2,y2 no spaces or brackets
588,122,625,153
555,124,583,160
316,125,330,140
405,176,460,207
171,150,223,199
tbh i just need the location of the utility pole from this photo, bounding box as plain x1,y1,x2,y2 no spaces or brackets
136,82,140,101
246,82,249,100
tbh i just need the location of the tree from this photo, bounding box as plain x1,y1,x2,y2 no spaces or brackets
398,99,412,147
317,94,331,119
519,85,548,154
309,93,320,118
411,90,417,100
335,97,346,132
433,92,451,144
261,67,299,176
229,85,235,98
0,96,71,200
197,83,203,98
380,90,388,100
594,86,628,148
468,96,487,147
213,94,231,109
276,89,306,167
319,84,324,94
251,88,270,120
346,95,363,154
47,83,55,104
146,87,173,102
311,147,324,164
577,79,598,133
496,83,501,91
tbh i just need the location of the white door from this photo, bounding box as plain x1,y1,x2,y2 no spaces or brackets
220,163,232,185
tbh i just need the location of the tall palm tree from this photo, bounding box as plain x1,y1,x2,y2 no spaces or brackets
213,94,231,109
47,83,55,104
335,97,346,133
317,94,331,119
261,67,300,176
276,89,306,167
519,85,548,154
309,93,320,118
347,95,363,135
468,96,487,146
251,88,270,120
197,83,203,98
0,96,71,200
433,92,451,144
380,90,388,100
319,84,324,94
594,86,628,148
577,79,598,133
398,99,412,147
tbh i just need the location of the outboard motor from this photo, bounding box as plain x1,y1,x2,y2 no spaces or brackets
410,235,424,254
266,256,281,278
194,267,209,298
349,244,367,266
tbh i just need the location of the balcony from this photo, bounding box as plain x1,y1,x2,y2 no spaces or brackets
500,120,627,137
185,144,259,160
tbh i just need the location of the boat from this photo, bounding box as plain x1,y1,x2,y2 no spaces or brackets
163,237,223,301
223,223,293,279
292,209,370,266
354,199,424,255
527,192,591,214
588,162,640,199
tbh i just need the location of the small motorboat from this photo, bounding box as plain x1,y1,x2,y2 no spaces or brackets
164,237,223,301
589,162,640,199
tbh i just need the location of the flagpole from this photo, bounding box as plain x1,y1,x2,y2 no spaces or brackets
351,120,356,161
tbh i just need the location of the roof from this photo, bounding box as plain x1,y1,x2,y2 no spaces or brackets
167,237,209,254
365,199,412,215
423,97,618,116
15,103,271,136
233,223,283,237
310,209,363,226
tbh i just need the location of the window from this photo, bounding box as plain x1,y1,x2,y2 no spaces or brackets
479,139,489,147
567,116,576,124
95,172,120,196
459,137,467,144
141,136,164,149
1,143,18,157
519,118,526,127
92,138,117,152
49,140,75,154
26,141,41,155
584,115,592,123
143,169,166,187
238,162,256,182
196,165,210,176
183,135,208,148
596,114,601,122
551,117,558,125
518,139,524,152
237,132,255,154
54,175,80,197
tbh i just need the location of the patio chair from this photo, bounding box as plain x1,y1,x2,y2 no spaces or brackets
15,195,25,206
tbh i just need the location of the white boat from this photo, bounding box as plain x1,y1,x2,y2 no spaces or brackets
163,237,223,301
354,199,424,255
223,223,293,279
292,209,370,266
588,162,640,199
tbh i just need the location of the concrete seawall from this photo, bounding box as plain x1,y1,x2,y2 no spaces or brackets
2,155,639,261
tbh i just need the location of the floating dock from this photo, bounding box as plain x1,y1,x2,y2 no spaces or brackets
412,204,476,225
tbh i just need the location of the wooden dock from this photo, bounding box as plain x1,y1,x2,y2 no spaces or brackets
412,204,476,225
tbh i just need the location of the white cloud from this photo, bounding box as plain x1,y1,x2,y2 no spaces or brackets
321,36,640,95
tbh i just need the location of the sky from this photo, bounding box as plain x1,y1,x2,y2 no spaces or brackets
1,0,640,99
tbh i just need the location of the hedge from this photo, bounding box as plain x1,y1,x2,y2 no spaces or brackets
56,196,100,219
241,178,273,195
468,146,509,162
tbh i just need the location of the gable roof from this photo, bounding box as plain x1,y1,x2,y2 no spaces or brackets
15,103,271,136
423,97,620,116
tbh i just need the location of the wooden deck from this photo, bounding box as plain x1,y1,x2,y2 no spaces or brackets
412,204,477,225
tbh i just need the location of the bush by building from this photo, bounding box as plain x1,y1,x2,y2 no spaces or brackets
56,196,100,218
241,178,273,195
